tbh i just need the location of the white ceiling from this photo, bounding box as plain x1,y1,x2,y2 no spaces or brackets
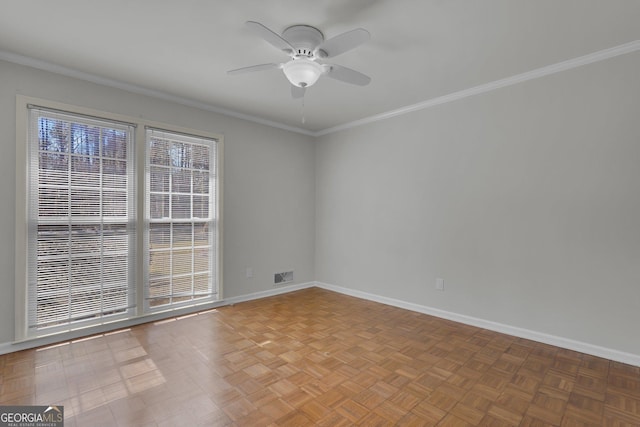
1,0,639,134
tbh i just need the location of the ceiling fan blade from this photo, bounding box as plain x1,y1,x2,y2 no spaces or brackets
245,21,295,54
291,85,306,99
326,64,371,86
227,63,281,75
316,28,370,58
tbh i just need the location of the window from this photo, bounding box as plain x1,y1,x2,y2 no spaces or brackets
146,129,219,310
26,107,136,335
16,98,222,341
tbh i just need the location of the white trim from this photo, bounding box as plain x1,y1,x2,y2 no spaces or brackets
314,282,640,367
0,342,16,355
3,280,639,367
0,51,315,137
2,40,639,138
14,97,29,341
221,281,315,306
315,40,640,136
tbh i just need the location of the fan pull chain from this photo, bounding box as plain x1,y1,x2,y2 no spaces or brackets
301,95,306,124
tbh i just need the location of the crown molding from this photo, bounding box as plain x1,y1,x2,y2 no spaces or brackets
0,50,316,137
313,39,640,136
2,40,639,138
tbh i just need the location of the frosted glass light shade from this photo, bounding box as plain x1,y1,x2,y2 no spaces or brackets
283,58,323,88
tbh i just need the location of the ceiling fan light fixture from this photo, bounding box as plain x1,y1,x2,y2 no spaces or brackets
283,58,323,88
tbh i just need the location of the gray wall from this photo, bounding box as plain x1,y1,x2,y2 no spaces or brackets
315,51,640,355
0,59,316,345
2,49,639,358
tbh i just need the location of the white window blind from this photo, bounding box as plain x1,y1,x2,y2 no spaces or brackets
146,128,218,310
27,107,136,335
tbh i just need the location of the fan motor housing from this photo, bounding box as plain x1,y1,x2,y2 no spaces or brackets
282,25,324,57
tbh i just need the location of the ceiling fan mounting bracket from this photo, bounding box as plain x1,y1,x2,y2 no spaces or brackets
282,25,324,57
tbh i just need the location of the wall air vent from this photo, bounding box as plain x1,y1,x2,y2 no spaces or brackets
274,271,294,285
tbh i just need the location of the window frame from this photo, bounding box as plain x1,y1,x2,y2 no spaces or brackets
15,95,223,343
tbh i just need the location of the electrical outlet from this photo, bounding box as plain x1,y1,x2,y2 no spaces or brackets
245,267,253,278
435,277,444,291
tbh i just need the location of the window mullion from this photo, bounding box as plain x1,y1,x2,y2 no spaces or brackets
99,126,104,319
66,130,72,327
136,125,146,317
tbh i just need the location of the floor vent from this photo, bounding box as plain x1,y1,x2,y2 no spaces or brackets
274,271,294,285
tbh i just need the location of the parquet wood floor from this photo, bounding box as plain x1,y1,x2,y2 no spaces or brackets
1,287,639,426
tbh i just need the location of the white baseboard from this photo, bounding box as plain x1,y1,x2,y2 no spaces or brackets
3,280,637,367
314,281,640,367
0,342,14,356
221,281,316,306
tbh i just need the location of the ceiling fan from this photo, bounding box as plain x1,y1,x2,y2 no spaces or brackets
228,21,372,99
